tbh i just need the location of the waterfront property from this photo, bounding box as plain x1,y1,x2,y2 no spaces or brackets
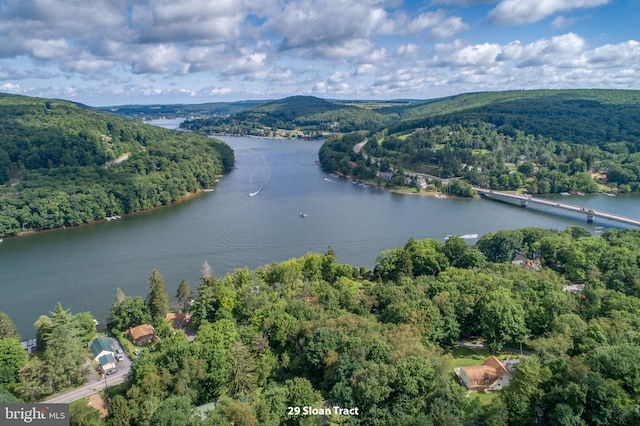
166,312,191,330
127,324,156,345
88,337,118,375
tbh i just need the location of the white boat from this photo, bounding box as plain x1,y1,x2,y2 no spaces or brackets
249,191,259,197
299,212,309,218
203,188,214,192
445,234,478,240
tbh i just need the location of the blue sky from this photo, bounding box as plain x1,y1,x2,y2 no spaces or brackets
0,0,637,106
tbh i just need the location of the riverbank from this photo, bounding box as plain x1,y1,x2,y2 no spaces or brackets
5,135,631,339
387,187,457,198
1,186,218,241
343,173,469,199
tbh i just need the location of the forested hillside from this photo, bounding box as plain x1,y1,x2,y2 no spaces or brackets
98,100,266,120
181,96,395,136
0,94,234,238
3,226,640,425
318,90,640,196
388,89,640,147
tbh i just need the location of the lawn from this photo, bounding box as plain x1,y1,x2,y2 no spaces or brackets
468,391,497,406
444,345,493,369
446,345,502,414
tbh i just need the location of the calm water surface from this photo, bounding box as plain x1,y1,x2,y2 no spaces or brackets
1,130,638,337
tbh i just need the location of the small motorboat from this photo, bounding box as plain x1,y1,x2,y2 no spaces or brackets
299,212,309,218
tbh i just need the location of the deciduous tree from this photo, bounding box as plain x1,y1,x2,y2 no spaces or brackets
0,338,27,385
480,287,527,352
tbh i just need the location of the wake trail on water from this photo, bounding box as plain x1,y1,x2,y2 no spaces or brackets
248,150,271,197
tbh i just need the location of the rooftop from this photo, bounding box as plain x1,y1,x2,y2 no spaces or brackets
460,356,510,387
88,337,114,358
128,324,155,340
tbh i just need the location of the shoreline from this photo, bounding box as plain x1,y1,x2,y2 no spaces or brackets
343,174,470,200
388,189,469,199
1,186,218,241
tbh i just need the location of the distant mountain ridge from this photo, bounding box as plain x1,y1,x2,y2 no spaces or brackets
111,89,640,144
180,95,400,136
97,100,267,119
385,89,640,146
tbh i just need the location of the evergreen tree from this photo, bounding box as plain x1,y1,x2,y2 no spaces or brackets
226,341,258,397
176,280,192,311
146,269,169,321
0,312,20,339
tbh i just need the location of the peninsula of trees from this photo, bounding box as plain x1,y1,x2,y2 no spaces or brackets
0,94,234,238
3,226,640,425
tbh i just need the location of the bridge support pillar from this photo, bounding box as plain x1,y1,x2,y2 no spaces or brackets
587,210,595,223
520,200,528,207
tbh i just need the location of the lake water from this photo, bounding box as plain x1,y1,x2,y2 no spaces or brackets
1,126,639,338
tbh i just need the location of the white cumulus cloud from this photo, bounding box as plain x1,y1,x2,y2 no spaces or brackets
489,0,610,25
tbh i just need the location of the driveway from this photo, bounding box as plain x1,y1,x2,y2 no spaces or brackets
44,343,132,403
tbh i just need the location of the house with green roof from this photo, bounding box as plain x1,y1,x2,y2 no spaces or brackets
88,337,117,375
98,353,118,375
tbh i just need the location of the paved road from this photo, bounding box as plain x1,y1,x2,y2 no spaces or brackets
44,354,132,404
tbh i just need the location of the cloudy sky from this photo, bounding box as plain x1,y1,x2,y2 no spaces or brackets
0,0,637,106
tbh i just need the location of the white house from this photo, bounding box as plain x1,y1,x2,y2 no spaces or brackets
88,337,117,375
455,356,512,391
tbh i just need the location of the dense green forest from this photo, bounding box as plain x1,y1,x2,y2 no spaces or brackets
179,90,640,146
0,94,234,238
97,100,266,120
318,90,640,196
181,96,401,136
173,90,640,195
3,226,640,425
385,90,640,152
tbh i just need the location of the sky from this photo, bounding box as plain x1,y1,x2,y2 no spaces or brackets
0,0,638,106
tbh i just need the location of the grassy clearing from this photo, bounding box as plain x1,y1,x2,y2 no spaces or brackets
468,391,497,406
444,345,493,369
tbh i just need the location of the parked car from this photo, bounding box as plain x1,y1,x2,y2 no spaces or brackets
116,347,124,354
115,354,124,362
134,349,140,357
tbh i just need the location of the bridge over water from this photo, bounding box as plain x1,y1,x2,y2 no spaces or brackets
475,188,640,228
